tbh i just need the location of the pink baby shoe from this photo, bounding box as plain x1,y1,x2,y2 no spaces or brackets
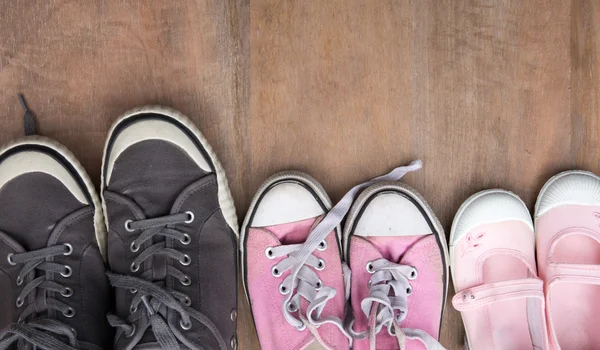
535,171,600,350
451,190,548,350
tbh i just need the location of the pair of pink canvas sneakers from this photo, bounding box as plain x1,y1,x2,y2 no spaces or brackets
241,161,448,350
451,170,600,350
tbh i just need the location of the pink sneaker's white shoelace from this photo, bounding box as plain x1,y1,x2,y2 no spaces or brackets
275,160,425,345
351,258,446,350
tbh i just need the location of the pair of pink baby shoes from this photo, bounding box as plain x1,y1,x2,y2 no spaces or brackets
451,170,600,350
241,161,447,350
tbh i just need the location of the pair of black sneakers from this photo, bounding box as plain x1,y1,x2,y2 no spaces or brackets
0,106,238,350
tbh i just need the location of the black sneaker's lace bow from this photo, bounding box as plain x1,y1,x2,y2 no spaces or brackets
107,212,228,350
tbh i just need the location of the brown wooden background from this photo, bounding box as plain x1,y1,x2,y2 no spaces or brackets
0,1,598,349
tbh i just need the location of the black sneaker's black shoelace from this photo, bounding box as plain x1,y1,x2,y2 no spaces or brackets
0,244,79,350
106,213,228,350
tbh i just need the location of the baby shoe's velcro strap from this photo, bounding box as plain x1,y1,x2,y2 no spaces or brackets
452,278,544,311
547,263,600,286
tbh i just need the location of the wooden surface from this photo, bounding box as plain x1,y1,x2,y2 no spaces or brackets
0,1,597,349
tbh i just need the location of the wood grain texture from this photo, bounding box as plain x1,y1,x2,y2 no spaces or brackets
0,1,597,349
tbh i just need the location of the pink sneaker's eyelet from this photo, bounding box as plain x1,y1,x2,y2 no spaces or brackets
315,280,322,290
317,240,327,251
287,302,299,312
315,259,325,271
406,286,412,295
271,265,282,277
366,262,375,274
470,294,475,300
296,322,306,331
279,283,289,295
265,247,275,259
409,268,418,280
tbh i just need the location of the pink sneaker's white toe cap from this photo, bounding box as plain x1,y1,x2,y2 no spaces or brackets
251,182,325,227
535,171,600,219
353,192,431,237
451,190,533,247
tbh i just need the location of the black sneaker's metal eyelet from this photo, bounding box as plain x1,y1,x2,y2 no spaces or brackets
230,309,237,322
180,319,192,330
61,287,73,298
271,265,282,277
180,233,191,245
63,307,75,318
184,211,195,224
7,253,16,266
366,262,375,274
315,259,325,271
179,254,191,266
63,243,73,256
180,275,191,286
126,324,136,338
130,304,138,313
130,241,139,253
16,276,23,286
130,288,137,294
61,265,72,278
230,336,237,350
130,262,140,273
265,247,275,259
317,240,327,251
183,296,191,306
124,220,135,232
16,298,23,307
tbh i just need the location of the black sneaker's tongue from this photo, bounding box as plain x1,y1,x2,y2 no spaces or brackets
107,140,208,218
0,172,85,251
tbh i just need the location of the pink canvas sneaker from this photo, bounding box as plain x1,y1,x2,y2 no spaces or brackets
345,182,447,350
241,161,422,350
450,190,549,350
535,171,600,350
241,171,349,350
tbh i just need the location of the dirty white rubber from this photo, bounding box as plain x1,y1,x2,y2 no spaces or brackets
0,136,107,260
240,170,341,301
100,105,239,238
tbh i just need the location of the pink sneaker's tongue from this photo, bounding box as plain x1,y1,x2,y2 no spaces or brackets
366,235,431,263
263,216,321,245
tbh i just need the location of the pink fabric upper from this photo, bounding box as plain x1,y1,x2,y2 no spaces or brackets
245,217,349,350
536,205,600,350
452,220,549,349
349,234,444,350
